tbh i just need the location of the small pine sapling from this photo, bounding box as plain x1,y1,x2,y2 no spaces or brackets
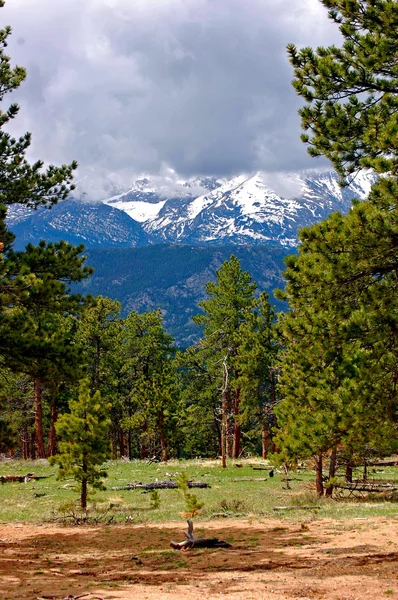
176,471,204,517
150,490,161,509
50,379,111,510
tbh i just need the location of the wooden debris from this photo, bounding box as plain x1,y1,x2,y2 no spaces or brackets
368,460,398,467
37,595,104,600
252,466,274,471
170,519,231,550
110,480,210,491
273,505,321,511
231,477,268,482
0,473,54,484
334,482,398,497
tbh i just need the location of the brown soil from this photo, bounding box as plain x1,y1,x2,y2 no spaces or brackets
0,517,397,599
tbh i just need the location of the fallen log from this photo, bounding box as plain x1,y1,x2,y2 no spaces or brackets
368,460,398,467
231,477,268,482
170,519,231,550
110,480,211,491
0,473,54,484
273,505,321,511
252,466,274,471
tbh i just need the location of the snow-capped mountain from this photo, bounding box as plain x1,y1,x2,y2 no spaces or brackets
7,169,377,250
106,169,377,247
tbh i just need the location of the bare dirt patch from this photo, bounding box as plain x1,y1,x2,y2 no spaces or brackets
0,517,397,599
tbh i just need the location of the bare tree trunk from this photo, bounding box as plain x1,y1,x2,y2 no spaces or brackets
159,412,167,462
81,449,88,510
221,357,229,469
325,446,337,497
141,421,149,459
47,402,58,457
345,451,353,483
214,413,222,456
261,423,271,459
111,433,117,460
232,387,241,459
34,377,45,459
363,458,368,481
22,424,28,460
314,453,324,497
119,427,125,457
30,430,36,460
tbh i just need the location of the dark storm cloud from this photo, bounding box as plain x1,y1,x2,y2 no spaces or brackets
2,0,339,197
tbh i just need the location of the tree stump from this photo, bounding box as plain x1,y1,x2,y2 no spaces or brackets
170,519,231,550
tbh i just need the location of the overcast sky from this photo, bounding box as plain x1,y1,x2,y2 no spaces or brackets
3,0,339,198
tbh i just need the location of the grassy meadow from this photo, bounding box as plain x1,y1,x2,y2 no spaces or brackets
0,458,397,523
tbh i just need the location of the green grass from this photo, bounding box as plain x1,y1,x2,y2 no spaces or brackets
0,458,396,523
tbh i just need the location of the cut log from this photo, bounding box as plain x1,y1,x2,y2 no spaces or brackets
110,480,210,491
170,519,231,550
273,505,321,511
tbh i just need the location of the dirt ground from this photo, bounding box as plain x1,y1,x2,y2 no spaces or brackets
0,517,397,600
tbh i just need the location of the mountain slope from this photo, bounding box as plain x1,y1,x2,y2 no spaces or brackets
141,170,377,246
9,199,149,250
75,244,290,345
7,169,377,250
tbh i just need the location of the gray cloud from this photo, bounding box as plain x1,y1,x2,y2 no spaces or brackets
3,0,339,197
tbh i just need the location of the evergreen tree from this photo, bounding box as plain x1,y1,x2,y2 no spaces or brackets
121,310,177,461
193,256,259,463
2,242,93,458
274,193,398,495
288,0,398,179
50,379,111,510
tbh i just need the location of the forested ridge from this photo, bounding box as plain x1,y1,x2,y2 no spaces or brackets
1,0,398,508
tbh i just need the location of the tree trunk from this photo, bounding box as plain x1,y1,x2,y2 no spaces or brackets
345,453,353,483
111,433,117,460
141,421,149,459
47,402,58,457
261,423,271,459
22,424,28,460
34,377,45,459
214,414,222,456
232,387,241,459
118,427,125,457
30,430,36,460
128,428,132,460
221,357,229,469
314,453,324,497
325,446,337,497
159,412,167,462
81,452,88,510
363,458,368,481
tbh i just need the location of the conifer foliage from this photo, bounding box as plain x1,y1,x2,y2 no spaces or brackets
50,380,111,510
288,0,398,179
275,0,398,494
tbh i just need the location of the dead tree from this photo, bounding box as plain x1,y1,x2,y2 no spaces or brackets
170,519,231,550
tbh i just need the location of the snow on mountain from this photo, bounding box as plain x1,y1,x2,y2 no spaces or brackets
137,169,377,247
6,169,378,250
104,175,222,223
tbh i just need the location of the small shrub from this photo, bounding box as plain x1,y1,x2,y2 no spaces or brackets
150,490,161,509
219,498,246,513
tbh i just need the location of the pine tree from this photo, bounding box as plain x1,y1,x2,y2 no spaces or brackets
274,196,398,495
50,379,111,510
2,242,93,457
288,0,398,179
193,256,259,463
121,310,177,461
